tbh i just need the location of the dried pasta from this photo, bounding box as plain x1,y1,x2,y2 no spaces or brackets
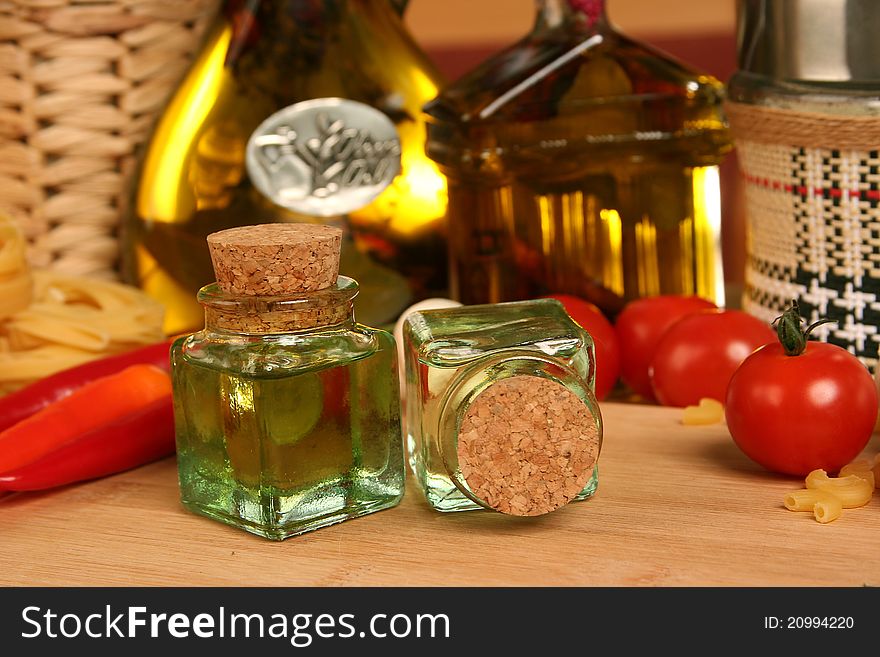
0,216,33,319
805,469,873,509
838,461,875,488
0,215,164,394
783,489,843,523
813,496,842,524
682,398,724,425
784,462,876,523
841,458,872,472
783,489,839,512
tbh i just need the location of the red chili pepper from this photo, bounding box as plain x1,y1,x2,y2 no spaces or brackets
0,341,172,433
0,395,175,492
0,364,172,474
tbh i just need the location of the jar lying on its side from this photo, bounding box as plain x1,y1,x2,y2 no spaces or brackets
171,224,404,540
403,299,603,515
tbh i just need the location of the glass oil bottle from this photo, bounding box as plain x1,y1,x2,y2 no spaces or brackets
424,0,731,316
403,299,602,515
171,223,403,539
125,0,448,335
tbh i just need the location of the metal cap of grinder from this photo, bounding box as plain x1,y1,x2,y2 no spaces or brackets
737,0,880,82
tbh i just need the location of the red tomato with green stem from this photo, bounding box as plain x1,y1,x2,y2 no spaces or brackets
650,309,775,407
614,295,717,400
726,302,878,476
544,294,620,400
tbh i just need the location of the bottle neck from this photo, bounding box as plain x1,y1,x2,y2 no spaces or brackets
224,0,406,67
199,277,358,335
224,0,403,30
535,0,606,30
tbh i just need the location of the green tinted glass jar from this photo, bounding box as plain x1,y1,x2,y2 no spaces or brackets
403,299,602,515
171,224,403,540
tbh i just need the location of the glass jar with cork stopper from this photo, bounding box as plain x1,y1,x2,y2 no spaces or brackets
403,299,602,515
170,223,403,540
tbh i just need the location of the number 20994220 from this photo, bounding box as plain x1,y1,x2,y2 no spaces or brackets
764,617,854,629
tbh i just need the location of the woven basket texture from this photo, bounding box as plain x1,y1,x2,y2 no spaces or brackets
0,0,219,279
730,100,880,368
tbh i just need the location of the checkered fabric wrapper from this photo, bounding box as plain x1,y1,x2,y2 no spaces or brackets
726,101,880,369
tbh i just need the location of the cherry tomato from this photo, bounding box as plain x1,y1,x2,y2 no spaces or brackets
650,309,775,407
544,294,620,400
726,305,878,476
614,295,716,400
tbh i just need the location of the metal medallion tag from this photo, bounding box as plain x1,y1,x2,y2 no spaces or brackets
246,98,401,217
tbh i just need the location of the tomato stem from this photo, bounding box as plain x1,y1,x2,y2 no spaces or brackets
772,300,835,356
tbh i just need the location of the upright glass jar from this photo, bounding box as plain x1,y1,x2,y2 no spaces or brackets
403,299,602,515
727,0,880,368
125,0,448,335
171,224,403,540
425,0,730,316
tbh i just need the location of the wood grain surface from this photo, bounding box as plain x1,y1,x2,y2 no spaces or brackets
2,402,879,586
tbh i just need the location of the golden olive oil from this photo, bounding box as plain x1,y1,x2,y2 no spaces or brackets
125,1,448,334
425,1,730,315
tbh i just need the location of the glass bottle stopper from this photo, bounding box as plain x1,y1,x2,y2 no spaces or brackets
457,375,600,516
207,223,343,296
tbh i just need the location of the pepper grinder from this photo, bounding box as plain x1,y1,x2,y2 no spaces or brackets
727,0,880,369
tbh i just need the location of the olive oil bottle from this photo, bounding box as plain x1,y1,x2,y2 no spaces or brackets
425,0,730,316
124,0,447,334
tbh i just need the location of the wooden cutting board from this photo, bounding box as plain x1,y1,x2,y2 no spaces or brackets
1,402,878,586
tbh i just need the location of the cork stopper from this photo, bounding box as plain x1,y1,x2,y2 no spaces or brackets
457,375,600,517
207,223,342,296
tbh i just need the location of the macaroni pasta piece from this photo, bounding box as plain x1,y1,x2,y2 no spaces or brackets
813,495,842,524
839,462,875,488
841,458,872,472
784,489,839,512
681,398,724,425
805,469,873,508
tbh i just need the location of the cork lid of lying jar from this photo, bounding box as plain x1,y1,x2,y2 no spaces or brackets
207,223,342,296
457,375,600,516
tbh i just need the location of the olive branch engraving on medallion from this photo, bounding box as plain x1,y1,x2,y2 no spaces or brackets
246,99,401,217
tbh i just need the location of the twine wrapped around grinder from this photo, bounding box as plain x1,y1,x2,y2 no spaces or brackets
727,99,880,369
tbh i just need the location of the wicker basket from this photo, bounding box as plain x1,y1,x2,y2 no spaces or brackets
0,0,219,279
